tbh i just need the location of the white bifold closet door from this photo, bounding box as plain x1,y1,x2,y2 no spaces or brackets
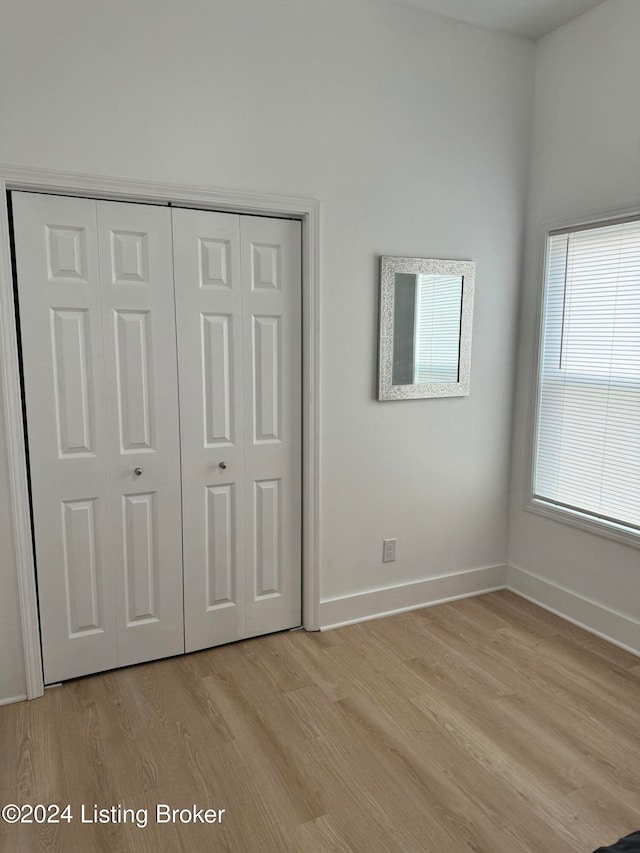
12,192,183,683
172,209,302,652
12,192,302,684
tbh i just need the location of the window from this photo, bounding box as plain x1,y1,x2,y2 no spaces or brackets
531,215,640,543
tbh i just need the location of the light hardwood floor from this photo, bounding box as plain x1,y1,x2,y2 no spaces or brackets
1,590,638,852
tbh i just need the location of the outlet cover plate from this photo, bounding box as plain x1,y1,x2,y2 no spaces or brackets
383,538,397,562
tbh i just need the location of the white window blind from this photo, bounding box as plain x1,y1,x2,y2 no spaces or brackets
413,273,462,384
533,217,640,535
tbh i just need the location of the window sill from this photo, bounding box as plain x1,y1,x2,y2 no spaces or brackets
525,497,640,550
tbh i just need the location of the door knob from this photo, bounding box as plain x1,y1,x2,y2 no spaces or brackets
134,467,143,476
219,462,227,470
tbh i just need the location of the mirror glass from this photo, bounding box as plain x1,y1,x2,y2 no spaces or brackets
378,256,475,401
392,273,463,386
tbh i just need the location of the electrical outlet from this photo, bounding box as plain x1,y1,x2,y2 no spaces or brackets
383,538,397,563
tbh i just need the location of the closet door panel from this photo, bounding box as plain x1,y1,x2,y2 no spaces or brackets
11,192,117,683
97,201,184,666
241,216,302,637
172,209,246,652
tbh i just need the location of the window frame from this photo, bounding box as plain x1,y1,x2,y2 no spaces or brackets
525,206,640,550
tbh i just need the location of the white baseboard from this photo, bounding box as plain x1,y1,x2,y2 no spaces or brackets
319,564,507,630
0,693,28,707
507,564,640,657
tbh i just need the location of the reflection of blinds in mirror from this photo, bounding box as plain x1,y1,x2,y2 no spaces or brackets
413,274,462,384
534,219,640,531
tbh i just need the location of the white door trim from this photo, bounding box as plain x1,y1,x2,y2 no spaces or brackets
0,164,321,699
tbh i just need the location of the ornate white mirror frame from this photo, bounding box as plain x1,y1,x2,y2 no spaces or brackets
378,256,475,401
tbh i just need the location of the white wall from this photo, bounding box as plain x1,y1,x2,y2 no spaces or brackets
0,0,534,700
509,0,640,620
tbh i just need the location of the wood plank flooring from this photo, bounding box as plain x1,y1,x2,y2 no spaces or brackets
1,590,638,852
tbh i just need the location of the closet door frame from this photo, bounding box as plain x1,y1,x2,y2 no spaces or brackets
0,164,321,700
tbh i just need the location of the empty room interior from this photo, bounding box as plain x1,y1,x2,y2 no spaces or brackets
0,0,639,850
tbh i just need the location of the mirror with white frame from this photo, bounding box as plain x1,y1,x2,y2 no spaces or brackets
378,256,475,400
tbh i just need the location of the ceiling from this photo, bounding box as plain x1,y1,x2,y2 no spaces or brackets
395,0,606,38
